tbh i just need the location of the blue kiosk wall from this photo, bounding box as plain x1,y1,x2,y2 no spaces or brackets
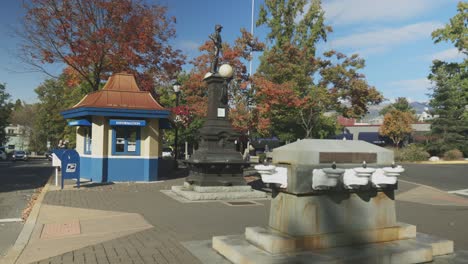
71,116,165,182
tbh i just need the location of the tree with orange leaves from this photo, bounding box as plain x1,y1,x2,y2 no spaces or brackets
379,109,414,148
19,0,184,91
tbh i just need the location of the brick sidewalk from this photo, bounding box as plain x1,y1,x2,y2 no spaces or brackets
30,178,270,264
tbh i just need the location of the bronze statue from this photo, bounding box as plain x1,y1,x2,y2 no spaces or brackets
209,24,223,73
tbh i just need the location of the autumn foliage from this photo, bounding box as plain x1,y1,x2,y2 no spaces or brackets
252,76,298,134
20,0,184,91
379,110,414,147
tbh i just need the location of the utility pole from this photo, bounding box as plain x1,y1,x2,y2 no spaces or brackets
249,0,255,77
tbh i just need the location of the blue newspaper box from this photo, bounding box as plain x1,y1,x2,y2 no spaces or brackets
60,149,80,189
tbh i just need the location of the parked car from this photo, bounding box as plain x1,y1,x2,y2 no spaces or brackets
161,147,174,158
45,150,53,161
12,150,28,161
0,150,6,161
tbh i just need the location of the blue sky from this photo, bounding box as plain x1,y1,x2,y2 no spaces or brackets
0,0,464,103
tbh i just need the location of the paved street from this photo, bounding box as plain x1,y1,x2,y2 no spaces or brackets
2,163,468,264
396,163,468,254
0,159,53,257
399,164,468,191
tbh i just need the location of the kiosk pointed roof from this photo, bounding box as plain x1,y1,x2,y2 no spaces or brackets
71,72,166,111
101,72,140,92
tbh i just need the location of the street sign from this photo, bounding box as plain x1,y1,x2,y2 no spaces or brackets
60,150,80,189
109,119,146,126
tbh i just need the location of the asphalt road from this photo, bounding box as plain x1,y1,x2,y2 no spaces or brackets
0,159,53,256
397,192,468,251
393,163,468,252
399,163,468,191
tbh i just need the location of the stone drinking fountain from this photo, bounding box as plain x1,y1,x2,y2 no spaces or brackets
212,139,454,263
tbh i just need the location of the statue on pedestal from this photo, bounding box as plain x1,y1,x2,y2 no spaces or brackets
209,24,223,73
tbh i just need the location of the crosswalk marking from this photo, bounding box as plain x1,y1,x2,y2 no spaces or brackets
0,218,23,223
448,189,468,197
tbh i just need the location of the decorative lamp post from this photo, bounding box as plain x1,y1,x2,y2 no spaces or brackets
173,81,181,167
185,25,248,186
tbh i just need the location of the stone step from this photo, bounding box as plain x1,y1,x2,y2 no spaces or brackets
171,185,267,201
416,232,454,256
212,232,454,264
245,222,417,253
187,183,254,193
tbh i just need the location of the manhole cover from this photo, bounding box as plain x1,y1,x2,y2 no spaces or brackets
224,201,258,206
41,220,81,239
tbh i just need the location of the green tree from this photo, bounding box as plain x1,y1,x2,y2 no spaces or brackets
33,78,68,151
427,2,468,156
32,75,87,151
254,0,382,140
431,2,467,54
9,102,39,150
428,60,468,155
0,83,12,145
13,99,22,111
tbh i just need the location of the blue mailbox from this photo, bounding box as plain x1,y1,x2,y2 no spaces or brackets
60,149,81,189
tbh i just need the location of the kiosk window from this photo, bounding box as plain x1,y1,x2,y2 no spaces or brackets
83,127,92,154
112,127,140,155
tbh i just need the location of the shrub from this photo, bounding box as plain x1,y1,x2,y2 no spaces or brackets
443,149,464,160
394,144,430,162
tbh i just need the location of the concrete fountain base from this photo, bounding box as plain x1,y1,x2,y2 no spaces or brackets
211,192,454,264
212,230,453,264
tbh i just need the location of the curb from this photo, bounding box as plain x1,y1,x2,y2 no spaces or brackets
401,161,468,165
1,174,53,264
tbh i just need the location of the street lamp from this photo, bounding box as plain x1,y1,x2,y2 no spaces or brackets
173,81,181,167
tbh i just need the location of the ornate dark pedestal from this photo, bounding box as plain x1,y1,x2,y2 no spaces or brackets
185,74,248,186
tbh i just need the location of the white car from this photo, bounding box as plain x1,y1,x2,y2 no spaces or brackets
161,147,174,158
0,150,7,160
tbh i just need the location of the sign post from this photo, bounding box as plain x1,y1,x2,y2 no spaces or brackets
52,154,60,186
52,149,67,186
60,150,80,189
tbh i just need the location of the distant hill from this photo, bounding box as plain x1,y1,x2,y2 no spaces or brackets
409,102,431,114
360,101,430,122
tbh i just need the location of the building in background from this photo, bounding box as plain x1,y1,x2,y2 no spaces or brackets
336,117,431,145
3,124,30,152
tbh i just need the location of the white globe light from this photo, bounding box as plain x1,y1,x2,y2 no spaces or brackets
204,72,213,79
219,64,234,78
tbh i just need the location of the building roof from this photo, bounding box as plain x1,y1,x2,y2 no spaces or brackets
71,73,166,111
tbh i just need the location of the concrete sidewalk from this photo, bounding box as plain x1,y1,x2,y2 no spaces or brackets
16,205,153,264
4,175,468,264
